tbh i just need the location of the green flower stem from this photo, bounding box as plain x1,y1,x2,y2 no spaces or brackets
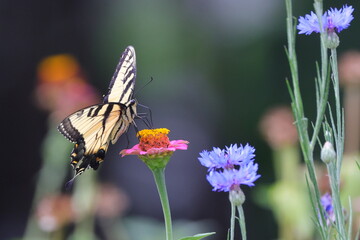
229,202,235,240
310,0,330,153
330,48,344,177
71,171,97,240
284,0,312,169
285,0,348,238
23,124,71,240
327,162,346,239
273,146,299,182
285,0,303,115
152,168,173,240
284,0,328,237
285,0,319,185
314,1,327,84
329,48,346,239
71,215,96,240
52,228,65,240
237,205,247,240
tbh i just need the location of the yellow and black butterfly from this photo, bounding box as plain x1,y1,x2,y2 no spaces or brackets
58,46,137,177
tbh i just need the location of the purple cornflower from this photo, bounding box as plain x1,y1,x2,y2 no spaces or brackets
320,193,335,225
297,5,354,35
198,144,255,171
198,144,260,192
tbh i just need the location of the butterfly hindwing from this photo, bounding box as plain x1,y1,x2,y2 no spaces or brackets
58,103,126,175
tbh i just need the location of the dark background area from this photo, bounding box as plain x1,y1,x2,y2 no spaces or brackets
1,0,359,239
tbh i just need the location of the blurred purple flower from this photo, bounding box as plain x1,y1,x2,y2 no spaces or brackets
320,193,335,225
297,5,354,35
198,144,260,192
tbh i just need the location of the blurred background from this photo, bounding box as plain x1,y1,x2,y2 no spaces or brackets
1,0,360,239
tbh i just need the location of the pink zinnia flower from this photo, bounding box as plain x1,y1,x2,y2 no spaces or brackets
120,128,189,169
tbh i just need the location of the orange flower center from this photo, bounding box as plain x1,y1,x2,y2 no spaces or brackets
137,128,170,151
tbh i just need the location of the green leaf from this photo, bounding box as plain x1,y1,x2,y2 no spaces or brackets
177,232,216,240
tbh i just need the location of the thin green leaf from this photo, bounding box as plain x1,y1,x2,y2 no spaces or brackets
355,227,360,240
284,46,289,59
292,16,298,36
310,121,322,148
315,76,320,108
315,61,321,107
315,61,321,85
347,197,353,239
177,232,216,240
327,103,338,144
322,120,334,144
316,133,322,150
336,108,345,176
305,176,326,240
285,78,295,104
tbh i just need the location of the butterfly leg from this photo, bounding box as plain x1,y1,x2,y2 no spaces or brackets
137,103,153,128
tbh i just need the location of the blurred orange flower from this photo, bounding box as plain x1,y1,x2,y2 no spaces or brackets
37,54,82,84
34,54,100,122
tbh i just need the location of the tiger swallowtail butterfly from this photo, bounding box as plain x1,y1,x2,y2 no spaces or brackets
58,46,137,177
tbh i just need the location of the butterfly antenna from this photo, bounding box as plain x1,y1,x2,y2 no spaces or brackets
133,76,154,98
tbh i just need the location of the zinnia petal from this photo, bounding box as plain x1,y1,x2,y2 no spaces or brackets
120,129,189,157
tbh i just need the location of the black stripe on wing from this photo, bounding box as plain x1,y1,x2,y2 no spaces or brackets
58,118,82,143
102,103,114,130
103,46,136,104
57,103,118,144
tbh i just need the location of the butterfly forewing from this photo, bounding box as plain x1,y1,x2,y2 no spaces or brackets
103,46,136,104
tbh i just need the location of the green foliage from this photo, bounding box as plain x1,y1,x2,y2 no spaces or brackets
177,232,216,240
285,0,352,239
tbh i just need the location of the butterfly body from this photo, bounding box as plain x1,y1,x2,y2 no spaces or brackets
58,46,137,176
